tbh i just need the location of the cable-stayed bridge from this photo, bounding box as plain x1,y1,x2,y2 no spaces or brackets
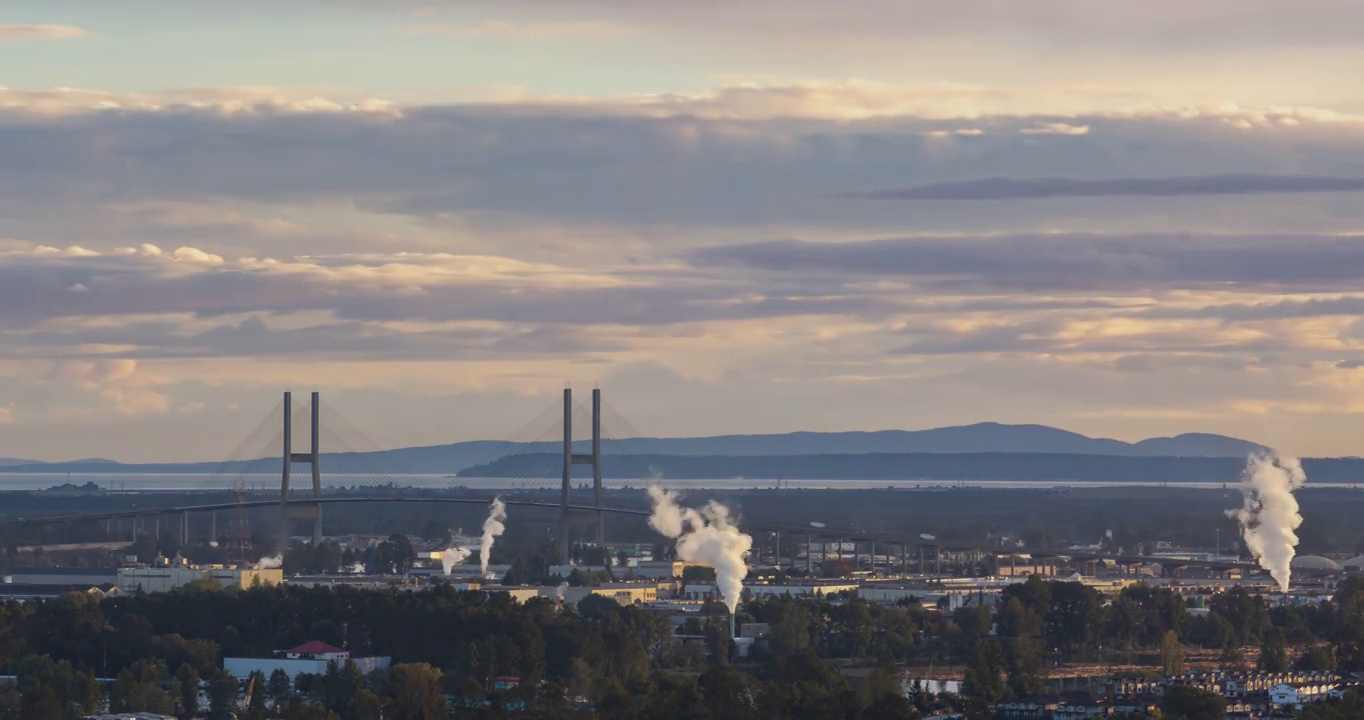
26,389,652,564
12,389,1268,579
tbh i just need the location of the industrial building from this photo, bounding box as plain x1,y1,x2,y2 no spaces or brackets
117,564,283,593
223,641,390,682
544,584,659,606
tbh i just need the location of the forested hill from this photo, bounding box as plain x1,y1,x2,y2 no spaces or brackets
460,452,1364,484
0,422,1269,475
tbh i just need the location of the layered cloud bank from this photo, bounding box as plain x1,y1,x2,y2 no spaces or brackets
3,81,1364,458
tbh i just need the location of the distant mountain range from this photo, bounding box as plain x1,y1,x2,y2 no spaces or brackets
461,452,1364,485
0,423,1270,476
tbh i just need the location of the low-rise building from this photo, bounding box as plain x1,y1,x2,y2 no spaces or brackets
0,583,122,603
545,584,658,606
5,567,120,586
683,582,857,601
995,696,1058,719
223,641,390,683
118,564,282,593
630,561,704,579
81,714,177,720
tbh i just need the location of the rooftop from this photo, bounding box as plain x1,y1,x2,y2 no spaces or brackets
287,640,345,655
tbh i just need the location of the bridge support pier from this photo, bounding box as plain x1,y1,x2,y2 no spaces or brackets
280,391,324,554
558,388,604,566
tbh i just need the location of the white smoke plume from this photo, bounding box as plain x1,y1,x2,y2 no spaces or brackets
480,497,507,578
1226,452,1306,592
555,582,568,603
441,546,471,576
257,555,283,570
348,562,366,574
647,484,752,614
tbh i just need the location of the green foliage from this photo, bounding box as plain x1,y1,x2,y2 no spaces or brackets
111,657,177,715
369,533,416,575
385,663,447,720
176,662,201,718
1160,684,1227,720
1161,629,1185,676
1299,689,1364,720
1258,627,1289,672
286,540,345,574
15,655,102,720
207,667,239,720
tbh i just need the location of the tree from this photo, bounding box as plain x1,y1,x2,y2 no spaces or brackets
962,639,1005,706
1161,685,1227,720
16,655,102,719
207,668,239,720
373,534,416,575
1161,630,1185,676
1004,635,1047,697
384,663,446,720
176,663,201,719
1259,628,1289,672
1045,582,1102,654
1296,643,1335,671
1219,646,1245,671
267,668,293,707
419,520,449,543
347,689,385,720
860,652,913,719
245,670,268,720
111,658,176,715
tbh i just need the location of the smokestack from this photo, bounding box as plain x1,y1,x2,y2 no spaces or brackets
729,610,736,641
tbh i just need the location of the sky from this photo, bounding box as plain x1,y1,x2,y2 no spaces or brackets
5,1,1364,461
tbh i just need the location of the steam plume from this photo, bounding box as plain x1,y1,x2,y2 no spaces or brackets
480,497,507,578
647,484,752,614
257,555,283,570
441,546,471,576
1226,452,1306,592
555,582,568,603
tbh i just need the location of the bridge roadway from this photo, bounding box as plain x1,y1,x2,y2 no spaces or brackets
29,496,648,525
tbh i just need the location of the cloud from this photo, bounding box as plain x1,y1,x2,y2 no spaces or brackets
0,24,89,42
3,86,1364,238
402,20,626,39
838,174,1364,201
0,243,905,369
329,1,1364,53
689,233,1364,293
1020,122,1089,135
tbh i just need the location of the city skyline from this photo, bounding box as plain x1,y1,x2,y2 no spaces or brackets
5,1,1364,461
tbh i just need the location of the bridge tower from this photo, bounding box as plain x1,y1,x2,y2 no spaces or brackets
279,391,323,553
558,388,604,565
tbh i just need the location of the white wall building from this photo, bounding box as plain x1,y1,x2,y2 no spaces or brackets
223,641,390,683
118,565,282,593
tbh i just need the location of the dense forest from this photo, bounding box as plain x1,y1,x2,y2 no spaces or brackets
1,577,1364,719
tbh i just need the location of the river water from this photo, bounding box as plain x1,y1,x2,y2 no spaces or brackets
0,473,1359,493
